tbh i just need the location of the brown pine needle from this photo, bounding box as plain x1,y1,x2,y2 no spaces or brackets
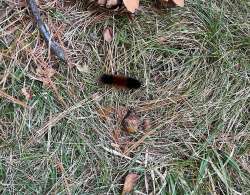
0,89,30,109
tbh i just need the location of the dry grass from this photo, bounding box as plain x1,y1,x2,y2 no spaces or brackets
0,0,250,194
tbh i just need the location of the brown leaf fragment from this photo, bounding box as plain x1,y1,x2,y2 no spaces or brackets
103,27,113,43
121,109,140,133
21,87,32,100
123,0,139,13
121,173,139,195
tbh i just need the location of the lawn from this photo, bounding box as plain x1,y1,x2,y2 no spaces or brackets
0,0,249,194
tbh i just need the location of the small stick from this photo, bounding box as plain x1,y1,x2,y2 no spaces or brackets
27,0,66,61
0,89,30,109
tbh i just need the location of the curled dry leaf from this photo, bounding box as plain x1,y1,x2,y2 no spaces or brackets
103,27,113,43
123,0,139,13
122,173,139,195
122,109,140,133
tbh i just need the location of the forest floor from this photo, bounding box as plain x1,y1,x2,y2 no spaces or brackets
0,0,249,194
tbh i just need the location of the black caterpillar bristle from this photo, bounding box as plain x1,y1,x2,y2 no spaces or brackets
126,77,141,89
99,74,114,85
99,74,141,89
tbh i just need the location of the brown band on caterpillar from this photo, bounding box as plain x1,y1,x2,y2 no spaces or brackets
99,74,141,89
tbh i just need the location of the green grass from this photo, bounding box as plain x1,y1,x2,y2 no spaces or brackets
0,0,249,194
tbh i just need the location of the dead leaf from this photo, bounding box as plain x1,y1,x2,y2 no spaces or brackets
163,0,184,7
121,109,140,133
103,27,113,43
21,87,32,100
122,173,139,195
123,0,139,13
172,0,184,7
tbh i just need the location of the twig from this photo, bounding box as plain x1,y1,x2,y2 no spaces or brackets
0,89,30,109
27,0,66,61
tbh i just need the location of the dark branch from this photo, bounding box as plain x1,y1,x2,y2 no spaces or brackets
27,0,66,61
